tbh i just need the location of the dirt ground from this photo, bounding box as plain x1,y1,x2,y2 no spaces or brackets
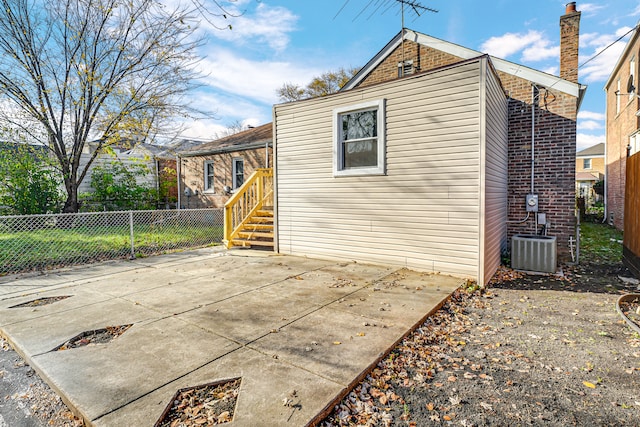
2,260,640,426
321,262,640,426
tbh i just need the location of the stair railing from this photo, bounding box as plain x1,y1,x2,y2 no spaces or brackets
224,168,273,248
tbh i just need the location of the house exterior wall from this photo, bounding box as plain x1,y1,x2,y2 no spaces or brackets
180,147,271,209
500,72,578,260
605,33,640,230
158,158,178,208
275,58,507,284
352,39,579,261
576,156,605,174
77,151,157,195
481,63,509,285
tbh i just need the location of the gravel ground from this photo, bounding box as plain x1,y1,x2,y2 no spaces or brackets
0,338,82,427
321,263,640,426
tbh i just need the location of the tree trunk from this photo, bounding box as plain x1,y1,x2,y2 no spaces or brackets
62,181,80,213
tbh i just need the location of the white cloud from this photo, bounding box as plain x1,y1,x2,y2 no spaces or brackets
522,42,558,62
481,30,543,58
578,120,603,131
578,3,607,16
203,2,298,51
195,48,321,105
480,30,557,63
579,26,633,83
578,111,605,121
576,133,605,152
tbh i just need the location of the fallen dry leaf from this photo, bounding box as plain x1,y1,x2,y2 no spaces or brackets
583,381,596,389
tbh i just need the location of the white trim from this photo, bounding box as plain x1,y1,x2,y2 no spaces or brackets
332,99,386,177
605,25,640,90
203,160,215,193
342,29,583,99
232,157,244,189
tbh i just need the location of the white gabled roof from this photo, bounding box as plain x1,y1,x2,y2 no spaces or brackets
342,29,587,106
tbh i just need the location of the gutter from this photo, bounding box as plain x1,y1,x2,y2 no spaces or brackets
180,141,272,158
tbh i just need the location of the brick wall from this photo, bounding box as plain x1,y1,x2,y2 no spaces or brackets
560,9,581,84
353,38,579,260
502,75,577,260
179,147,272,209
605,34,640,230
358,41,463,88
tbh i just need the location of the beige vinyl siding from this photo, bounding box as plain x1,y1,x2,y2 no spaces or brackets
480,61,509,285
78,152,157,194
275,59,485,278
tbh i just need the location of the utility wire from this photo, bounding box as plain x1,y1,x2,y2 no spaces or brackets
578,23,639,69
333,0,350,20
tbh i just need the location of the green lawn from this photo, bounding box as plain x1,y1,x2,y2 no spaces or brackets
579,222,623,264
0,224,222,275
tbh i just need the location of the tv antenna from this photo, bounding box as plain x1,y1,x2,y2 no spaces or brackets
396,0,438,28
396,0,438,76
333,1,438,74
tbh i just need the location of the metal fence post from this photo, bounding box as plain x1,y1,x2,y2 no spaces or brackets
129,211,135,259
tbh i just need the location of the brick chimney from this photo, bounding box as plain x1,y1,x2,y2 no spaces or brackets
560,2,581,83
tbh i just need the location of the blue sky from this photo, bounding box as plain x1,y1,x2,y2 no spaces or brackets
181,0,640,151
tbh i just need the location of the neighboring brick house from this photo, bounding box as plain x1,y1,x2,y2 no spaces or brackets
335,3,585,262
576,143,605,206
604,25,640,230
177,123,272,209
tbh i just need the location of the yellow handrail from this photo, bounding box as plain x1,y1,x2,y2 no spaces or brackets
224,168,273,248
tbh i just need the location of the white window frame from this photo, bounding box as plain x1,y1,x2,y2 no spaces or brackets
232,157,244,189
333,99,386,177
204,160,215,193
617,78,621,114
583,158,592,170
630,56,636,102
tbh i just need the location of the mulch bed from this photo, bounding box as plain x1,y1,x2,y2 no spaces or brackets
155,378,241,427
53,324,132,351
10,295,72,308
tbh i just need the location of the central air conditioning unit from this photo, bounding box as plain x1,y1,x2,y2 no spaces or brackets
511,235,557,273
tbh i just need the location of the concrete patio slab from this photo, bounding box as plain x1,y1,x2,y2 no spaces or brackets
29,317,241,420
2,298,159,355
94,347,345,427
0,248,462,426
0,287,114,327
178,288,323,345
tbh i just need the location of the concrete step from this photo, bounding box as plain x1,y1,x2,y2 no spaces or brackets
231,239,275,248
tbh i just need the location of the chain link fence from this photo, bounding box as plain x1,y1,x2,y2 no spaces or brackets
0,208,223,276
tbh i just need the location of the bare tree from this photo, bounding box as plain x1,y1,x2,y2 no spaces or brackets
0,0,206,212
276,67,360,102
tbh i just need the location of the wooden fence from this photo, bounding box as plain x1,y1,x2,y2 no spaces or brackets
624,152,640,277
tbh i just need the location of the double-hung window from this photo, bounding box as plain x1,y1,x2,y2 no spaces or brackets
204,160,214,192
333,99,386,176
232,158,244,189
630,56,636,102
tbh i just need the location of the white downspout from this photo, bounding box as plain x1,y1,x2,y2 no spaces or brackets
603,87,608,223
531,84,537,195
